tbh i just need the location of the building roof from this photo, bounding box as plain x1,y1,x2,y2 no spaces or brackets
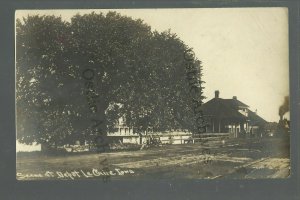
223,98,249,108
247,109,267,126
201,98,247,122
201,92,267,125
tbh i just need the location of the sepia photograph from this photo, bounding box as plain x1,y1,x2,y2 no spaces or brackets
15,8,290,181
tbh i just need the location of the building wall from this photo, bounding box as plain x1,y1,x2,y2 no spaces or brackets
123,137,140,144
108,126,154,136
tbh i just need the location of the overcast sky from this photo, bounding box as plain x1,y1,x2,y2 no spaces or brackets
16,8,289,122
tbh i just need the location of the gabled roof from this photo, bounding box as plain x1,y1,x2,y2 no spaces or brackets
201,97,267,124
247,109,267,126
201,98,247,122
223,99,249,108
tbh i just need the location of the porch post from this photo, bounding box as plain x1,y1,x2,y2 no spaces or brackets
234,124,237,137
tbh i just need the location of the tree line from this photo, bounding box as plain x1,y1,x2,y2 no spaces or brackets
16,11,205,147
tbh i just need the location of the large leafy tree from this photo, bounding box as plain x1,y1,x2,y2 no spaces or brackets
16,12,204,146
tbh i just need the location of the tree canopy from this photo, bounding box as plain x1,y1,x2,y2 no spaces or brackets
16,11,205,146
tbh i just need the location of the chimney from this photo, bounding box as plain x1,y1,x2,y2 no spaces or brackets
215,90,219,98
233,96,237,100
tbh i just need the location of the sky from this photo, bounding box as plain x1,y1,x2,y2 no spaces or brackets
16,8,289,122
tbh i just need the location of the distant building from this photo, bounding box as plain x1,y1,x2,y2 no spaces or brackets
108,116,192,145
201,90,267,137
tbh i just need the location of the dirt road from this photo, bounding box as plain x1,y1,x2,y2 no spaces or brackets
16,137,290,180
